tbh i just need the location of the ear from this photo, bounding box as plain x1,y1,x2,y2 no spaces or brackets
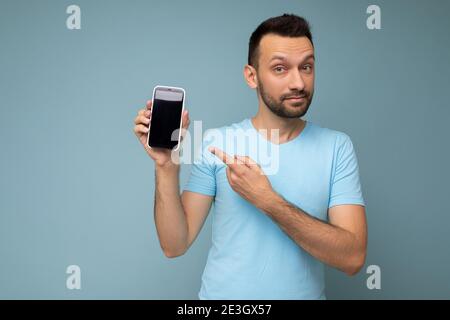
243,64,258,89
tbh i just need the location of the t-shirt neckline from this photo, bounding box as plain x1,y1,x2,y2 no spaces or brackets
245,117,310,147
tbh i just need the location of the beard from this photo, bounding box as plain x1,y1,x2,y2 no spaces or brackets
258,80,313,119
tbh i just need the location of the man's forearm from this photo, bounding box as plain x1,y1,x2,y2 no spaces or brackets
154,163,188,257
257,192,365,275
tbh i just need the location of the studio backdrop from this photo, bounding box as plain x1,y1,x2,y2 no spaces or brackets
1,0,449,299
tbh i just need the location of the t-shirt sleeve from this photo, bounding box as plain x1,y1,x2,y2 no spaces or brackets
182,131,217,197
328,133,365,208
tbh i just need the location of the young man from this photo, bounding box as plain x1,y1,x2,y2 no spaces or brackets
134,14,367,300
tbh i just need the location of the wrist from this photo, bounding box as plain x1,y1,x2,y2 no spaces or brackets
257,189,283,214
155,161,180,174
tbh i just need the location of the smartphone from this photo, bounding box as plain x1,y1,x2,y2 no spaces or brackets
147,85,185,150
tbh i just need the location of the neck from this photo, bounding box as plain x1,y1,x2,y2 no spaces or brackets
251,106,306,145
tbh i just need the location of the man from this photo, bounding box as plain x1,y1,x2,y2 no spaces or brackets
133,14,367,299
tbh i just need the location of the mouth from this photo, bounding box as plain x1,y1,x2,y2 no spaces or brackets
285,96,306,102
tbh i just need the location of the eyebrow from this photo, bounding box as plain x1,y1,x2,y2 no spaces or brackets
269,53,315,63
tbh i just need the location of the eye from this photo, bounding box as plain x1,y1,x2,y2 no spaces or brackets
273,66,286,73
302,64,313,73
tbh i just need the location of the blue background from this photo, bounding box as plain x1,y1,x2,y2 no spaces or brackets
1,0,449,299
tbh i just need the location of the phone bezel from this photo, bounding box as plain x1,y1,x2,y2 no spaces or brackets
146,85,186,151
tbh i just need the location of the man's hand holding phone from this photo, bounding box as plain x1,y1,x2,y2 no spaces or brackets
134,99,190,168
134,88,212,260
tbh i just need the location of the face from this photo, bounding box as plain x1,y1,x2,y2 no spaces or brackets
247,34,315,118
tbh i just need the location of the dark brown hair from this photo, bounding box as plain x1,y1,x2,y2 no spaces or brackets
248,14,313,69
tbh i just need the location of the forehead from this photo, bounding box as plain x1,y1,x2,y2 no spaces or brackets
258,33,314,64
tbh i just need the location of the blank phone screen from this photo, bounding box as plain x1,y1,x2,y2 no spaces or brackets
148,88,184,149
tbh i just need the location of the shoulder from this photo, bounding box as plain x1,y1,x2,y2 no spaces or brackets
202,118,249,144
307,121,353,147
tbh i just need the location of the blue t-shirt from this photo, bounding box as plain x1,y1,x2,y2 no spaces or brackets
183,118,365,300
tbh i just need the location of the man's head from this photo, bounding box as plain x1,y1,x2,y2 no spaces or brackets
244,14,315,119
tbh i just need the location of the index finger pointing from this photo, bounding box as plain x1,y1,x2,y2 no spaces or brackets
208,147,236,166
235,155,258,167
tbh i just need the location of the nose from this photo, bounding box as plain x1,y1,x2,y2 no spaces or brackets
288,70,305,92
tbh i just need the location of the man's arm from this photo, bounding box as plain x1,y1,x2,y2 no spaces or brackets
209,147,367,276
154,164,213,258
259,193,367,276
133,100,213,259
